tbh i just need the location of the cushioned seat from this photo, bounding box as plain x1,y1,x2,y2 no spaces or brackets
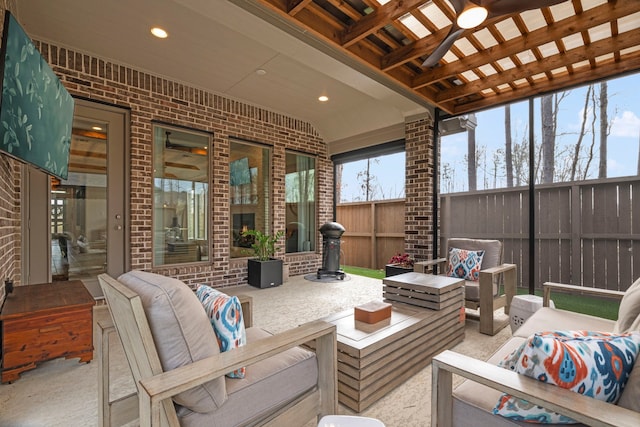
178,328,318,427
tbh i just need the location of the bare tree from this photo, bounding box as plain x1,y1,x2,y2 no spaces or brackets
335,163,343,202
583,87,598,180
541,92,569,183
356,158,379,201
570,84,593,181
468,125,477,190
541,94,555,183
493,149,504,188
637,131,640,175
441,162,455,193
599,81,608,178
505,104,514,187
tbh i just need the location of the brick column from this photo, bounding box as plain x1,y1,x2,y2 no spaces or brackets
404,114,435,263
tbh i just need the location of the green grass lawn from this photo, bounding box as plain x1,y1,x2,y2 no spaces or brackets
342,265,619,321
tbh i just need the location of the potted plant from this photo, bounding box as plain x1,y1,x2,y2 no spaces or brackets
385,253,415,277
243,229,285,288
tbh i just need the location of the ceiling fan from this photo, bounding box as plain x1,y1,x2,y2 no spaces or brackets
421,0,567,68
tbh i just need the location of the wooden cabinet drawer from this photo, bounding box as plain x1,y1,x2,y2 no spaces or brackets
2,308,93,369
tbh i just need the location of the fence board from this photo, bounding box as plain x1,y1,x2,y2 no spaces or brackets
338,177,639,291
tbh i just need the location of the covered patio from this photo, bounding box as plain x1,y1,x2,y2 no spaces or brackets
0,0,639,426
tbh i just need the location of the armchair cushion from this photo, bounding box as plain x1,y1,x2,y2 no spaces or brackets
447,238,502,270
493,331,640,423
614,277,640,334
196,284,247,378
447,247,485,281
177,327,319,427
118,270,227,413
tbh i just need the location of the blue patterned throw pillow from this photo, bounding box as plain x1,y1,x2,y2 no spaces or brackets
494,330,640,423
196,284,247,378
447,247,484,281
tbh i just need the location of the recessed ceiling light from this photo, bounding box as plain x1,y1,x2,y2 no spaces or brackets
151,27,168,39
256,69,267,76
318,95,329,102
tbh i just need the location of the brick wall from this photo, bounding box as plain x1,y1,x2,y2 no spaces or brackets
0,0,19,301
405,115,435,262
29,39,334,288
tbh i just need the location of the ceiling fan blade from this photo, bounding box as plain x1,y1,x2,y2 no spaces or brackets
483,0,567,17
450,0,467,15
422,26,465,68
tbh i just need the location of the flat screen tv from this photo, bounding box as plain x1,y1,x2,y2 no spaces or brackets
0,11,74,180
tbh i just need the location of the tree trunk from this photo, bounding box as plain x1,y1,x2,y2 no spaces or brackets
505,104,513,187
541,95,555,184
599,81,608,179
570,85,592,181
468,126,477,191
335,163,343,202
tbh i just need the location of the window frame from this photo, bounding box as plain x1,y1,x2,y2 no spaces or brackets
151,122,211,267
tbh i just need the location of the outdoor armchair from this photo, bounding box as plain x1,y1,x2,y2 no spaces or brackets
96,271,337,427
414,238,516,335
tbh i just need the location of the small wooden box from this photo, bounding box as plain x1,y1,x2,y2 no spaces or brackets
354,300,392,324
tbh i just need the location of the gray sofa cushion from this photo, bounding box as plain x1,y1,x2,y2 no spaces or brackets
177,327,318,427
614,276,640,333
118,270,227,413
513,306,616,338
447,238,502,270
463,279,498,302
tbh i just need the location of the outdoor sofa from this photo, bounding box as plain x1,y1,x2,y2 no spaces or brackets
432,279,640,426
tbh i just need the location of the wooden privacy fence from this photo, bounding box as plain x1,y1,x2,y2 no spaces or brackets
338,177,640,292
336,199,405,270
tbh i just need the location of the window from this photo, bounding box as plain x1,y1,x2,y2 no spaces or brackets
153,124,210,266
230,140,271,258
285,152,316,253
333,141,406,202
439,72,640,193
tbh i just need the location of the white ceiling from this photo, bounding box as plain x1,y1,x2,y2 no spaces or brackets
17,0,430,148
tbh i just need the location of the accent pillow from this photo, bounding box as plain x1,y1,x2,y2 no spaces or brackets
494,330,640,424
447,247,485,281
196,285,247,378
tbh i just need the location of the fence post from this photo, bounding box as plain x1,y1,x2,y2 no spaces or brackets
571,184,581,285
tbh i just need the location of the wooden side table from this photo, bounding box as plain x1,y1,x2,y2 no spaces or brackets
1,280,95,383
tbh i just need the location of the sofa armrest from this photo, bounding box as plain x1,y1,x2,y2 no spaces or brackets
138,320,337,427
432,350,640,427
542,282,625,307
414,257,447,273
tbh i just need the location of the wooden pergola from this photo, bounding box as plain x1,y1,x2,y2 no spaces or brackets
239,0,640,115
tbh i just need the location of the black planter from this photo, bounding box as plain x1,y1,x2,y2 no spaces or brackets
247,258,283,288
385,264,413,277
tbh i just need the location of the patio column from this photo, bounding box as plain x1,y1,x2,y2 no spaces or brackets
404,113,435,263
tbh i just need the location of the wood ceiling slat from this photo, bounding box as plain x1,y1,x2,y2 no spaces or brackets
436,27,640,103
341,0,431,47
448,52,640,115
287,0,312,16
412,1,639,90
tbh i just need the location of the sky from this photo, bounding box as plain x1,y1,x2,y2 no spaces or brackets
339,71,640,201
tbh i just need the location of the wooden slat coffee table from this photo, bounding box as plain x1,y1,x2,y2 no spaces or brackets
315,274,464,412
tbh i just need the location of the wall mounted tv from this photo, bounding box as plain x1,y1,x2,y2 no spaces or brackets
0,11,74,180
